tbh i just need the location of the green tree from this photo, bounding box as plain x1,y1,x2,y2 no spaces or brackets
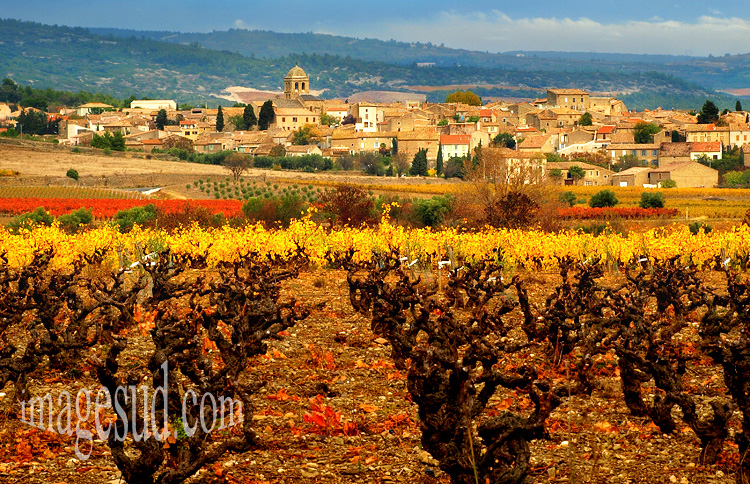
0,78,22,104
410,148,428,176
617,154,643,171
445,90,482,106
216,105,224,132
243,104,257,129
228,115,245,131
558,191,576,207
91,132,113,150
568,165,585,184
258,100,274,130
291,125,320,145
639,191,665,208
111,131,125,151
66,168,79,181
578,112,593,126
436,144,444,176
633,121,661,144
437,119,448,126
550,168,563,183
589,189,618,208
697,100,720,124
16,109,51,135
391,137,398,155
155,109,167,130
492,132,516,149
19,96,48,111
737,100,744,112
320,113,338,126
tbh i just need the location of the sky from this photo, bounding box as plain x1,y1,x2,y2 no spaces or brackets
4,0,750,56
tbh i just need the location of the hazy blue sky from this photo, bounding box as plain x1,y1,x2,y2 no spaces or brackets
4,1,750,56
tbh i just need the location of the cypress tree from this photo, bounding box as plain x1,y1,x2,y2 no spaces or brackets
243,104,257,129
258,100,274,130
155,109,167,130
216,105,224,132
436,143,444,176
410,148,428,177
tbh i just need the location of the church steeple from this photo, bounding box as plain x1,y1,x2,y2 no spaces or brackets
284,64,309,100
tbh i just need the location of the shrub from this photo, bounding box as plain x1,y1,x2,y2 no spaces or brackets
7,207,54,232
66,168,79,180
412,195,453,227
589,189,618,208
639,191,665,209
661,178,677,188
558,191,576,207
112,204,157,232
57,208,94,232
318,185,376,227
689,221,712,235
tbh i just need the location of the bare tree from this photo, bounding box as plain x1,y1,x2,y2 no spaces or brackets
391,152,410,177
223,152,251,181
457,147,551,228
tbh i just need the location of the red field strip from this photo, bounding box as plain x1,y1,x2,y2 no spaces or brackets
0,198,244,218
557,206,679,220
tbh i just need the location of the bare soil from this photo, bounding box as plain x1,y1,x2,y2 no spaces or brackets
0,140,459,195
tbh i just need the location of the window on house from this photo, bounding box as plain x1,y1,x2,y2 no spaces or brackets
282,117,285,122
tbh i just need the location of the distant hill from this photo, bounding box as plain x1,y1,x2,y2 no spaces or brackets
0,19,747,110
90,27,750,91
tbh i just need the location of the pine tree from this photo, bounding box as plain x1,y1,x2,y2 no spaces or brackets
391,137,398,155
736,100,743,112
258,101,274,131
436,143,444,176
243,104,257,129
216,105,224,132
697,100,719,124
409,148,428,177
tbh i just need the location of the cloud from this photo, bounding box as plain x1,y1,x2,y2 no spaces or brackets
363,11,750,56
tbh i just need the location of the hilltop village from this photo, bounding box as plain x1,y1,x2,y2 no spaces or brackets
2,65,750,188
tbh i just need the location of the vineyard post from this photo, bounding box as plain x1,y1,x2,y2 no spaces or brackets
405,246,415,281
447,246,456,271
437,245,442,292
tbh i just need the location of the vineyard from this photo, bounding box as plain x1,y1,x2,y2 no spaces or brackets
0,215,749,270
1,234,750,484
0,186,146,200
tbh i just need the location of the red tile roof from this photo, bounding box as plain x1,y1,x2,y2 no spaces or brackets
597,125,616,134
689,141,721,152
440,134,471,145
